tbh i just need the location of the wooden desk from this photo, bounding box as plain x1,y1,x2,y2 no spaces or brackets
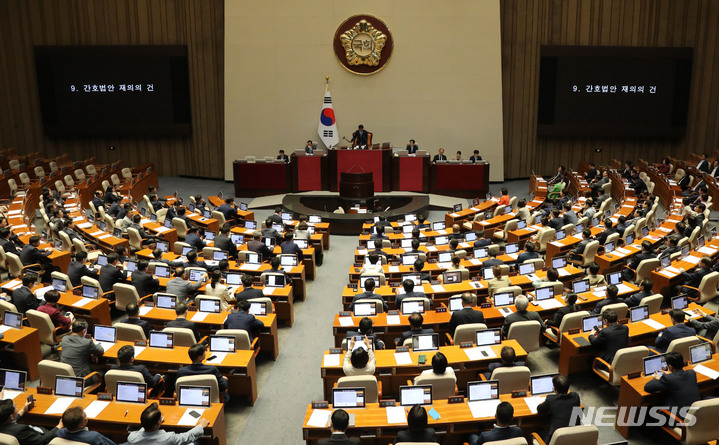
282,219,331,251
10,388,226,445
430,163,490,198
319,342,527,400
445,199,497,227
207,196,255,222
650,238,719,297
102,340,258,405
0,325,42,380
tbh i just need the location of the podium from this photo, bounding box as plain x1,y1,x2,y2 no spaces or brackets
329,148,391,192
339,172,374,199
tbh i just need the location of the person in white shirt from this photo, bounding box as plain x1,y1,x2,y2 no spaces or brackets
342,336,375,376
128,402,208,445
360,253,384,275
204,269,234,311
417,352,456,382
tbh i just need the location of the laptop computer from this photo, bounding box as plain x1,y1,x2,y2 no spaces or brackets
493,292,514,307
474,248,488,259
245,252,261,264
411,333,439,351
148,331,174,349
116,381,147,403
204,230,216,241
359,276,381,290
435,236,448,246
94,325,116,344
81,284,99,299
97,254,108,266
643,354,668,376
530,374,557,396
671,295,688,310
556,230,566,241
332,387,366,408
518,262,536,279
353,301,377,317
505,243,519,255
126,260,138,272
309,215,321,224
432,221,446,231
156,294,177,309
51,277,67,292
401,300,425,315
266,274,286,287
209,335,236,353
248,301,267,316
400,239,413,248
181,246,194,257
604,241,615,254
689,342,713,365
442,271,462,284
188,269,204,283
399,385,432,406
438,252,453,263
535,286,554,301
295,239,309,249
449,296,463,312
4,312,26,330
280,255,298,267
625,233,635,245
0,368,26,391
196,298,220,313
475,328,502,346
213,250,228,261
660,255,671,268
571,278,590,294
467,380,499,402
178,385,212,407
482,267,494,280
156,241,169,252
244,220,257,230
230,234,244,245
401,273,421,286
582,315,602,333
629,305,649,323
453,204,463,213
154,265,171,278
606,271,622,286
552,256,567,269
402,254,419,266
55,376,84,398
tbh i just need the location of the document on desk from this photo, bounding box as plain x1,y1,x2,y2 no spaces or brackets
45,397,75,414
34,286,54,300
2,390,22,400
614,247,631,255
386,406,407,424
73,298,94,308
592,289,606,298
468,399,501,418
465,346,496,360
431,284,445,293
426,245,438,252
642,319,666,330
323,354,341,367
557,268,570,277
684,255,702,265
469,281,484,289
84,400,110,418
307,409,332,427
388,266,400,273
357,249,368,255
240,263,261,271
394,352,413,365
155,226,171,233
262,287,276,296
523,395,547,414
133,346,147,358
697,246,718,256
386,315,401,325
178,408,205,426
468,258,482,266
4,279,22,290
693,364,719,380
139,306,153,316
498,307,514,317
549,241,563,248
97,234,112,240
77,222,93,229
338,316,353,327
449,213,460,218
206,352,227,365
538,299,564,310
506,253,518,260
0,326,12,334
191,312,209,322
96,341,115,352
616,284,634,294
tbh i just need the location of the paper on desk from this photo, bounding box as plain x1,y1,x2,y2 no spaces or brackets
436,230,448,236
616,284,634,294
538,299,564,310
697,246,718,255
498,307,514,317
388,266,400,273
657,270,677,278
460,242,471,249
262,287,276,296
307,409,332,427
7,210,21,215
73,298,94,308
338,317,353,327
614,247,631,255
431,284,445,293
139,306,153,316
665,266,681,274
155,226,171,233
72,216,84,222
394,352,412,365
570,235,583,242
2,390,22,400
479,221,490,226
557,268,570,277
84,400,110,418
0,326,12,334
465,346,496,360
426,245,438,252
357,249,368,255
240,263,261,271
592,290,606,298
4,279,22,290
45,397,75,415
191,312,209,322
386,315,401,325
35,286,54,299
506,253,518,260
684,255,702,265
437,262,452,270
206,352,227,365
133,346,146,357
468,399,501,418
449,213,460,218
178,408,205,426
77,222,93,229
468,258,482,266
643,319,666,330
550,241,563,247
323,354,341,367
97,234,112,240
523,396,546,414
386,406,407,424
693,364,719,380
96,341,115,352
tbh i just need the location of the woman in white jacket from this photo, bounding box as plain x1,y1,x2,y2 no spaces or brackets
204,269,235,311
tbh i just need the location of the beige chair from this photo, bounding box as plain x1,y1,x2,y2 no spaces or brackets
175,375,220,403
114,283,144,311
634,258,660,284
605,232,620,247
0,300,18,320
592,346,650,386
6,251,42,278
522,257,545,270
122,167,133,181
659,398,719,445
639,293,664,314
489,366,530,394
86,164,97,176
56,231,73,253
359,272,386,286
50,271,72,292
103,214,115,232
354,298,387,314
26,309,67,356
8,159,20,170
115,322,147,342
64,174,76,189
50,438,87,445
336,375,381,403
173,241,191,255
544,311,590,346
156,208,168,224
74,168,86,181
55,180,71,198
537,228,556,253
163,327,198,347
110,173,121,186
531,425,599,445
81,276,104,295
494,285,523,297
18,172,31,187
664,336,702,360
143,195,156,215
34,166,46,179
38,360,101,393
172,217,189,239
537,282,564,297
600,302,628,320
0,433,19,445
413,372,457,399
215,329,256,350
482,439,527,445
450,323,488,345
127,227,144,251
104,369,145,396
202,246,221,258
507,320,542,353
73,238,100,262
493,205,506,217
494,219,518,241
7,179,19,198
211,210,227,226
683,271,719,304
247,297,274,314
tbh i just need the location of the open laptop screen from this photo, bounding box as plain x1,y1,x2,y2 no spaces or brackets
630,305,649,323
493,292,514,307
530,374,557,396
475,328,502,346
197,298,220,313
178,385,212,407
55,376,83,398
572,279,589,294
643,354,668,376
156,294,177,309
209,335,236,353
3,311,22,329
467,380,499,402
690,343,713,365
0,368,26,391
399,385,432,406
148,331,174,349
332,387,366,408
411,333,439,351
401,300,425,315
535,286,554,301
248,301,267,316
353,302,377,317
52,278,67,292
582,315,602,333
94,325,116,343
116,381,147,403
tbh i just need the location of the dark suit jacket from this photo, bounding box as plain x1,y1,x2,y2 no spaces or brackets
591,297,623,315
470,155,483,162
537,392,582,441
627,251,656,270
98,264,126,293
246,239,273,260
395,291,427,310
166,317,200,341
281,241,303,257
644,369,701,409
476,426,524,444
56,428,116,445
235,287,265,302
449,307,485,337
432,154,447,163
655,323,696,353
624,291,650,308
176,362,227,392
12,286,41,314
697,160,709,173
20,244,52,267
185,233,206,251
213,234,238,259
317,433,360,445
0,238,20,255
516,251,539,264
546,305,580,328
110,363,159,387
589,323,629,364
131,270,159,298
217,203,238,220
406,145,418,154
121,317,152,339
502,310,545,338
397,327,434,346
0,422,58,445
395,428,436,443
223,310,264,341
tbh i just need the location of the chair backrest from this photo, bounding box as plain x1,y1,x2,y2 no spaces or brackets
639,294,663,314
172,218,188,238
556,311,590,344
635,258,660,283
247,297,274,314
115,322,147,342
494,285,522,297
143,195,156,215
337,375,380,403
57,231,73,252
50,438,87,445
173,241,191,255
81,275,103,291
86,164,97,175
215,329,252,350
490,366,531,394
538,282,564,297
683,398,719,445
359,272,386,286
493,205,506,217
600,303,628,320
55,180,66,193
5,252,23,277
537,228,556,252
507,320,542,353
26,309,58,346
110,173,121,186
202,246,220,258
0,300,18,319
0,433,20,445
156,208,168,224
211,210,227,226
122,167,133,180
114,283,140,312
696,272,719,304
523,257,545,270
175,375,220,403
74,169,86,181
18,172,30,185
414,372,457,400
666,336,701,359
104,370,146,396
401,296,431,312
163,327,197,347
548,425,599,445
453,323,488,344
38,360,75,388
126,227,143,251
608,346,651,386
101,180,111,191
579,240,600,266
34,166,45,178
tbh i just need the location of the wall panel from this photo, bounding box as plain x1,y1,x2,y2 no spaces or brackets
0,0,224,178
501,0,719,178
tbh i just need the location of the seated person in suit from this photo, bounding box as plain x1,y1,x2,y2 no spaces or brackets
20,235,57,283
0,227,21,256
395,279,427,309
536,374,581,443
261,219,280,243
98,253,127,293
447,224,463,241
689,313,719,339
396,312,434,347
213,223,238,259
176,343,229,401
481,249,503,267
677,256,713,299
318,409,360,445
184,227,206,252
502,295,546,338
304,140,315,154
165,303,201,342
236,274,264,301
406,139,418,154
246,230,274,260
360,253,384,275
469,149,482,163
546,293,580,328
57,406,116,445
267,256,293,285
624,278,653,308
276,149,289,163
570,228,593,260
591,283,622,314
280,232,303,260
655,309,696,353
432,148,447,163
622,241,656,281
128,402,208,445
418,351,456,382
413,259,432,283
0,398,61,445
516,240,539,264
342,336,375,376
217,197,240,222
586,262,606,288
60,320,105,380
348,317,385,350
394,405,437,444
484,346,526,379
112,344,163,390
449,292,485,337
37,289,72,334
487,265,512,298
589,310,629,368
223,300,264,342
12,274,42,314
182,250,208,271
644,351,701,411
349,278,388,312
166,267,205,305
131,260,160,299
468,401,524,445
369,224,388,241
121,303,152,338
